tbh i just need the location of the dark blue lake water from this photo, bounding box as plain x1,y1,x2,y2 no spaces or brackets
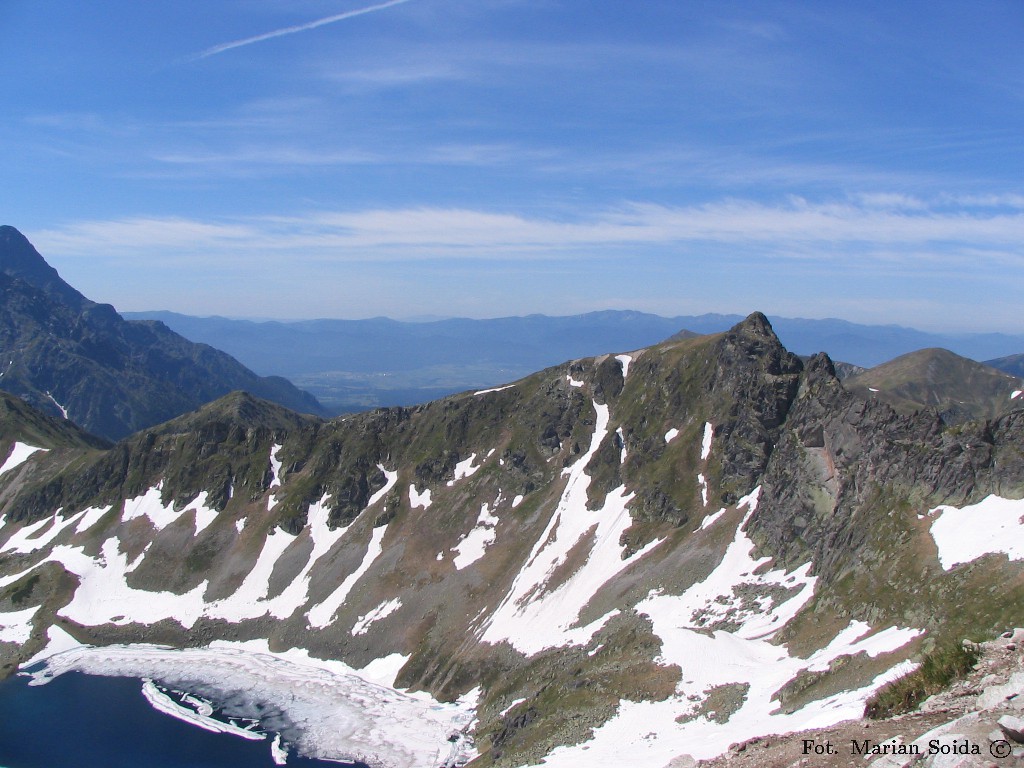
0,671,365,768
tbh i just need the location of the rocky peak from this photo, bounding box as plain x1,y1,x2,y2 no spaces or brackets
0,225,87,309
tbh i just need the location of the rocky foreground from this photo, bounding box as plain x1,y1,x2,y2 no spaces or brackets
696,630,1024,768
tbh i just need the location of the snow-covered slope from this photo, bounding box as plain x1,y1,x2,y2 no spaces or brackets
2,314,1023,768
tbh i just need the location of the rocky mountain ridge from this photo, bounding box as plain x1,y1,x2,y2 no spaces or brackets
0,225,328,440
0,313,1022,767
124,309,1024,413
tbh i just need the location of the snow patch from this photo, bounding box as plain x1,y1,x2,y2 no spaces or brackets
49,539,209,629
929,494,1024,570
699,507,727,531
616,426,627,464
2,511,82,554
205,529,297,622
452,503,500,570
267,444,283,510
481,400,663,655
664,428,679,444
358,652,410,688
804,621,923,673
368,464,399,507
615,354,632,379
121,488,218,536
531,621,919,767
75,505,111,534
500,697,528,717
701,422,714,461
698,473,709,507
567,374,584,388
511,494,524,508
1012,389,1022,400
640,488,817,641
534,508,921,767
409,484,433,509
474,384,515,396
0,442,47,476
24,624,84,667
45,391,69,419
258,495,354,621
306,524,389,629
0,605,39,644
352,598,403,635
447,454,481,486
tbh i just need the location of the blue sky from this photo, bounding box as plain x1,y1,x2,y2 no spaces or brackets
2,0,1022,331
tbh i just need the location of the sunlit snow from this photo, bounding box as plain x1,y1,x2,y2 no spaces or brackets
698,507,727,531
452,503,500,570
44,391,69,419
351,598,403,635
481,400,663,655
929,494,1024,570
474,384,515,396
531,492,921,767
265,444,285,510
409,484,432,509
306,524,389,629
0,442,47,476
141,678,264,740
368,464,399,507
123,488,218,535
28,642,478,768
446,454,481,486
701,422,714,460
0,605,39,644
615,354,632,379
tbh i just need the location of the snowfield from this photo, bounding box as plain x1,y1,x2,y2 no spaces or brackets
0,441,47,476
929,494,1024,570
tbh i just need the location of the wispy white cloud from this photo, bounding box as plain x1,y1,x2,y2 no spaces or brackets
195,0,414,59
32,195,1024,264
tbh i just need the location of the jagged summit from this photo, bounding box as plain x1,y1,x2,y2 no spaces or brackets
733,310,775,337
0,225,87,308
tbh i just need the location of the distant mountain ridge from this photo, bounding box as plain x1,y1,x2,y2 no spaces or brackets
0,226,328,440
125,309,1024,413
845,348,1023,423
988,353,1024,378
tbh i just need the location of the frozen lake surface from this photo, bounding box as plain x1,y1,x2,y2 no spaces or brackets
0,671,363,768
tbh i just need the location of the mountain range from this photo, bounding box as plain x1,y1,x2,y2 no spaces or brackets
0,226,328,440
1,303,1023,766
124,309,1024,413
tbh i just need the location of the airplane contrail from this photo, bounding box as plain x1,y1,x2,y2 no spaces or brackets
196,0,414,59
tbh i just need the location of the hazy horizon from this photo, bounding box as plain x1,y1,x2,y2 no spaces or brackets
3,1,1022,332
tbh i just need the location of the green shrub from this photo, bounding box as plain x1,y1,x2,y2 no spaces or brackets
864,641,980,719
